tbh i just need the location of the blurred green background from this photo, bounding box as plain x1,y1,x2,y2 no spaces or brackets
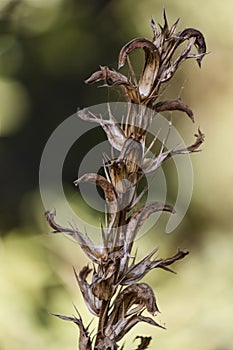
0,0,233,349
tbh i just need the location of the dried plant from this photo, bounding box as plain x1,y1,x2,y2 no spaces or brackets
45,11,207,350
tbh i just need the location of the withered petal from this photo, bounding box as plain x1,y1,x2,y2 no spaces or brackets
178,28,207,67
151,248,189,271
170,128,205,155
138,47,160,98
107,282,164,341
45,210,72,234
159,38,195,83
113,283,159,317
85,69,104,84
85,66,130,86
118,38,158,69
153,99,194,122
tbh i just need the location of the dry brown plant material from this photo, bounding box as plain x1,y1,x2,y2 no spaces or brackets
45,10,207,349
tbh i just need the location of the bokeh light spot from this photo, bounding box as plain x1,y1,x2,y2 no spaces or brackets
0,79,29,136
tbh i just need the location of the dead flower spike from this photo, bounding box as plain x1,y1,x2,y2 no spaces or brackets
45,10,207,350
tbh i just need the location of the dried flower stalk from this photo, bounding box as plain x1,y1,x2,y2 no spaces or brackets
45,11,207,350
